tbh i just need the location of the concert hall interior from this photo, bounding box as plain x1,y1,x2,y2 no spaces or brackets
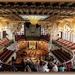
0,1,75,72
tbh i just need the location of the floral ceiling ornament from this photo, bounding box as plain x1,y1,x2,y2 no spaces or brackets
0,17,11,31
16,22,22,32
7,21,23,33
38,21,54,32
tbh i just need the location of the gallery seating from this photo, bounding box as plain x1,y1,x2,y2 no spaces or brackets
15,34,50,41
0,48,14,62
0,38,10,45
0,48,8,56
2,51,13,62
0,38,11,48
15,35,25,41
51,50,64,62
40,35,50,41
55,38,75,50
58,49,71,59
51,49,71,63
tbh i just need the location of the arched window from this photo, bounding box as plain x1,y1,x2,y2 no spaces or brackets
58,24,63,39
64,24,70,41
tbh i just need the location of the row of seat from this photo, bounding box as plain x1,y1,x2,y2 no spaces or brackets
56,38,75,50
15,35,50,41
40,35,50,41
51,49,71,63
52,50,64,63
0,38,10,48
2,51,13,62
0,48,14,62
15,35,25,41
0,48,8,56
5,40,14,47
58,49,71,59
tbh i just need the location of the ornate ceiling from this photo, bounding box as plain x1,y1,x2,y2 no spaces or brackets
0,2,75,21
0,2,75,32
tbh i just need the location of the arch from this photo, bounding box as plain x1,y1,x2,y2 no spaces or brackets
58,20,66,31
64,23,70,31
64,23,71,41
63,20,72,29
57,19,72,31
71,19,75,32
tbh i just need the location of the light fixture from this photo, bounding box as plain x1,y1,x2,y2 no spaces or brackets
27,15,40,25
20,15,49,25
27,15,41,25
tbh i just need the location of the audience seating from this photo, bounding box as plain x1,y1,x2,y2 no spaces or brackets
55,38,75,50
0,50,10,60
0,48,14,62
2,51,13,62
5,40,14,47
15,34,50,41
58,49,71,59
40,35,50,41
0,38,9,44
51,49,71,63
0,38,11,49
0,48,8,56
52,50,64,62
56,50,69,61
15,35,24,41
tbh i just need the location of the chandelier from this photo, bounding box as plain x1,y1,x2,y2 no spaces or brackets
27,15,41,25
20,15,49,25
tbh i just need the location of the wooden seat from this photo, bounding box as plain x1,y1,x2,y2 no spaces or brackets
2,50,13,62
51,49,71,63
0,48,8,56
0,50,10,60
56,50,69,61
51,50,64,63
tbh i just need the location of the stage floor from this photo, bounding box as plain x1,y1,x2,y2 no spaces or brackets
14,49,49,64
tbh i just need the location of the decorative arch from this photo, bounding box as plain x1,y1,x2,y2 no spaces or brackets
57,20,66,31
64,22,71,41
64,23,71,31
63,20,72,29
